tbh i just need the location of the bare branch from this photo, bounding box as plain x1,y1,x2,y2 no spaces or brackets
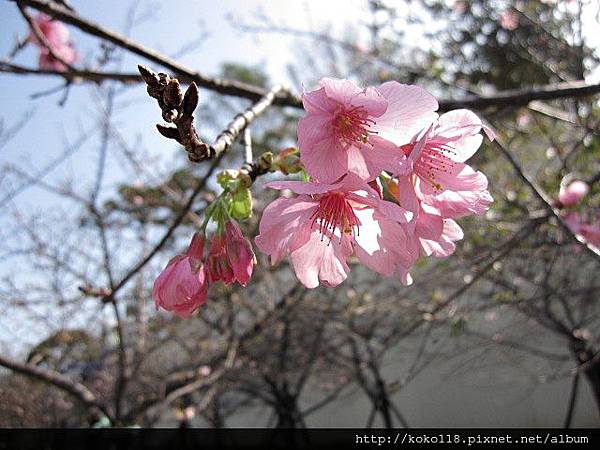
0,353,111,421
12,0,300,106
8,1,600,112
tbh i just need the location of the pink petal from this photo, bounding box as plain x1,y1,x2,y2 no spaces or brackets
255,197,317,264
297,112,334,153
301,86,339,115
225,221,255,287
420,162,488,195
300,137,349,183
290,230,353,288
347,135,405,182
265,179,343,195
423,189,493,218
372,82,439,146
320,77,364,105
320,78,388,116
416,203,444,241
420,219,463,257
389,175,420,215
187,232,205,257
152,256,208,317
350,86,388,117
354,209,418,275
436,110,485,162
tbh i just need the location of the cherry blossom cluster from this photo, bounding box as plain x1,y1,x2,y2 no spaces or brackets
28,13,78,72
153,77,494,317
256,78,495,288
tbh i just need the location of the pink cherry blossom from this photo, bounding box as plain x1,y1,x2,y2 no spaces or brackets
207,220,255,287
559,179,589,207
392,109,493,213
152,233,208,318
28,13,78,72
255,174,416,288
298,78,438,183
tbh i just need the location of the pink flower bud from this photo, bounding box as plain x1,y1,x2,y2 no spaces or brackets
152,234,208,318
559,180,589,207
207,233,235,285
224,220,256,287
207,220,255,286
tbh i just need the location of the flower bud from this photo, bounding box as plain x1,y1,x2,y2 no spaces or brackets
559,180,589,207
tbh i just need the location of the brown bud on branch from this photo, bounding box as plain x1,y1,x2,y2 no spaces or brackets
138,64,212,162
139,64,289,168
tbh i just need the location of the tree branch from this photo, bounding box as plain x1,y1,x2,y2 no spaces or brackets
563,370,580,428
441,81,600,111
0,352,111,421
12,0,301,106
0,61,141,84
139,65,286,162
9,1,600,112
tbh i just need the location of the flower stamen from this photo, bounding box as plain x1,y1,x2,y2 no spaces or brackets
333,106,377,145
310,193,360,241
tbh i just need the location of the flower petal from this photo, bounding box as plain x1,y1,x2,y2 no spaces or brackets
300,137,349,183
354,208,418,275
372,82,439,146
255,197,317,264
320,77,363,105
436,109,485,162
420,162,488,195
301,86,339,115
298,112,334,154
290,230,352,288
423,189,493,218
